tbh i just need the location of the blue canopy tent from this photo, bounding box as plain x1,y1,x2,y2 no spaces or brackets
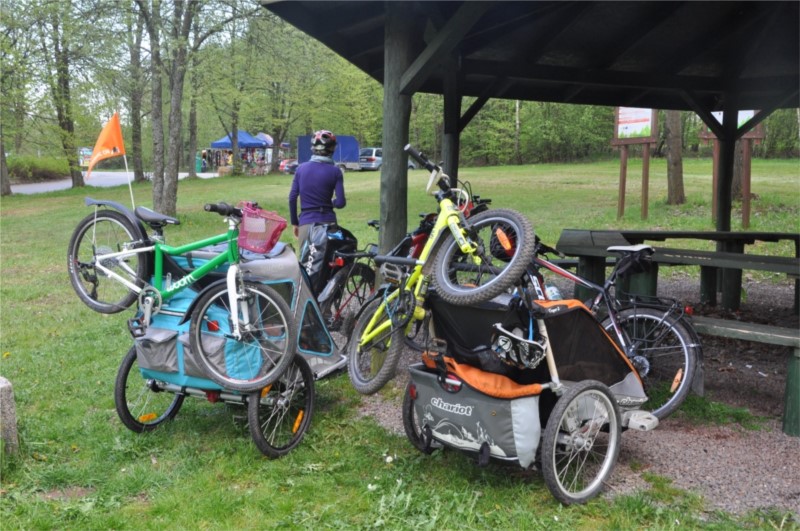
210,130,267,149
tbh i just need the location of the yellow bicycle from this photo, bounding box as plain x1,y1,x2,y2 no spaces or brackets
346,145,536,394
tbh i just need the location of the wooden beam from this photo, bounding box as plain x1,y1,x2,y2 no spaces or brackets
459,78,512,132
463,59,799,96
399,2,490,95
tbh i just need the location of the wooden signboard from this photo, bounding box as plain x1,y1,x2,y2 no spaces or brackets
612,108,658,219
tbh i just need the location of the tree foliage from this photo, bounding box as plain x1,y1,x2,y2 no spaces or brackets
3,1,798,204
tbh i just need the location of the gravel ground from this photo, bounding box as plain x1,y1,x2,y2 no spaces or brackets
351,276,800,516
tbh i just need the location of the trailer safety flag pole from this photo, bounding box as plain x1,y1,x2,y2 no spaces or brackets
86,112,135,209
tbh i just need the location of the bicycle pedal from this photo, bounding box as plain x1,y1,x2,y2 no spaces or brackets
127,317,147,338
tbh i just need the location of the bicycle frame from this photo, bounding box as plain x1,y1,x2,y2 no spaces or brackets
357,172,481,349
527,250,689,363
88,207,250,339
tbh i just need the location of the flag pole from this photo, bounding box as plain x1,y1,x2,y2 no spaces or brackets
123,154,135,210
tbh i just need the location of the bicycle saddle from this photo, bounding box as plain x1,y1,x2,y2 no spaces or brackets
135,206,180,229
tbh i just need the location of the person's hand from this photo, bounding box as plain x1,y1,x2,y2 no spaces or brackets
293,225,299,238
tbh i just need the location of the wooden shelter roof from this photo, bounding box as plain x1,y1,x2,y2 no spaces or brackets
263,1,799,116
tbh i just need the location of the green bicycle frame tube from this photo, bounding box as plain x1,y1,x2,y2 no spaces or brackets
153,229,239,299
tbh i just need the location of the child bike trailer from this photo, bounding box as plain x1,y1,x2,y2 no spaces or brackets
403,296,657,505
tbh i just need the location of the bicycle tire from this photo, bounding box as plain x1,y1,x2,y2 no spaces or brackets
189,281,296,392
541,380,621,505
401,381,435,454
68,210,148,314
114,346,184,433
247,355,315,458
603,306,698,420
432,208,536,306
347,296,406,394
318,262,375,335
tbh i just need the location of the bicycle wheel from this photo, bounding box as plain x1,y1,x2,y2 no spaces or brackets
347,296,407,395
68,210,148,313
541,380,621,505
402,381,435,454
318,263,375,335
603,307,697,420
114,346,184,433
189,281,296,392
432,208,536,306
247,355,315,458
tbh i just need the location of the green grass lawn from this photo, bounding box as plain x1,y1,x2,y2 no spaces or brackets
0,158,797,528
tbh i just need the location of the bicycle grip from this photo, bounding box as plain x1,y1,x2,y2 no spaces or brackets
204,202,241,217
404,144,437,172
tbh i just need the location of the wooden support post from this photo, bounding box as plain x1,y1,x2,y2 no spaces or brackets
742,139,752,229
380,4,414,253
627,263,658,297
720,241,744,311
699,266,718,306
575,256,606,301
617,145,628,219
711,140,719,221
641,143,650,220
785,348,800,436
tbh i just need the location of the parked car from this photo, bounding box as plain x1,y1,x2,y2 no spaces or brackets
280,159,298,174
359,147,382,171
358,147,418,170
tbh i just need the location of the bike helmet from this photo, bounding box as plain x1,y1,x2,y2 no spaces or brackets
311,130,337,156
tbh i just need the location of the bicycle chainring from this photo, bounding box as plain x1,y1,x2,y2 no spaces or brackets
138,286,162,315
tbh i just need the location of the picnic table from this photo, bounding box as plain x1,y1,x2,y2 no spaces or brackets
555,229,800,311
555,228,800,436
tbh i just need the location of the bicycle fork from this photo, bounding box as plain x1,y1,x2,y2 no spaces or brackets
226,264,249,340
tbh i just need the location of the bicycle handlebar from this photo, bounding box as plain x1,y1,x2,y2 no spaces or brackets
204,202,242,218
535,236,565,259
404,144,438,172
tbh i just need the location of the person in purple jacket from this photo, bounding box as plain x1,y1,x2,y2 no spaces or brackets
288,130,346,253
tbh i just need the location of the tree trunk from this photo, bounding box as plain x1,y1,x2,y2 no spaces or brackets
140,0,166,211
50,18,83,188
128,8,146,183
0,123,11,196
231,105,242,175
664,110,685,205
160,1,199,217
731,139,744,200
187,60,199,177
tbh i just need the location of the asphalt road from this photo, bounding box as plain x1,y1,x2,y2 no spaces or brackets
10,171,219,195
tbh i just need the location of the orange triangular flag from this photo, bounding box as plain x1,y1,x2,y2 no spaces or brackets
86,112,126,179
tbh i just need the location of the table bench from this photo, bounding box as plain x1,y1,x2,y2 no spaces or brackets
555,229,800,311
691,316,800,436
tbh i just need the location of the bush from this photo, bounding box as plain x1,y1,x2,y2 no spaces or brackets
6,155,70,183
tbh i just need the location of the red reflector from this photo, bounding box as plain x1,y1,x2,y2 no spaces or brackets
330,257,345,267
409,383,417,400
684,306,694,316
207,320,220,332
